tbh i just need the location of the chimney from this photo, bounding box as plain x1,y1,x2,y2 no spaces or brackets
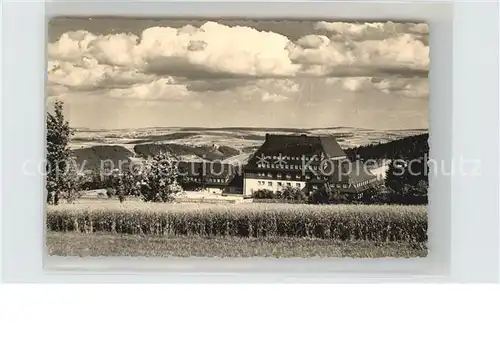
265,133,270,141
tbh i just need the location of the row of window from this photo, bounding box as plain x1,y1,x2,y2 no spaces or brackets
311,184,349,190
256,164,323,170
355,179,373,187
332,183,349,189
254,173,329,181
257,181,302,188
264,155,318,161
184,176,225,183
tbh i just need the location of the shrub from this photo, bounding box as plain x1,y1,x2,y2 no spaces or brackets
252,189,275,199
277,186,308,202
106,188,116,198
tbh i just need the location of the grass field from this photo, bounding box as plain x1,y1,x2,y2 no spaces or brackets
46,231,427,258
46,201,427,257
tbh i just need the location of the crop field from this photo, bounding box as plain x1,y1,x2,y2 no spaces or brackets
47,202,427,242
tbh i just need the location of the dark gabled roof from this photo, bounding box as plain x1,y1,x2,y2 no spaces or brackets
245,133,346,168
177,161,235,178
346,160,378,184
319,136,346,159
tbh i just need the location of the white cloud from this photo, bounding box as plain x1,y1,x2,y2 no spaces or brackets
314,21,429,39
236,79,300,102
107,77,190,100
48,22,300,80
291,33,428,77
47,59,154,90
261,92,289,102
47,21,429,99
326,76,428,98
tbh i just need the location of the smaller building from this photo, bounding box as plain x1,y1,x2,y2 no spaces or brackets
177,161,237,193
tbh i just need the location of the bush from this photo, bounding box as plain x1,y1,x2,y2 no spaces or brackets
106,188,116,198
277,186,308,202
252,189,275,199
46,203,427,243
309,187,332,204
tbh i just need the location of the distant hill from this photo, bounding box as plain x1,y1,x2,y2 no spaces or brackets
345,133,429,162
133,143,239,161
72,145,134,172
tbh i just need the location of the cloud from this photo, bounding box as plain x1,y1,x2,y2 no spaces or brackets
291,32,429,77
241,79,300,102
47,20,429,99
326,76,428,98
314,21,429,39
47,58,155,91
107,77,190,100
261,92,289,102
48,22,300,80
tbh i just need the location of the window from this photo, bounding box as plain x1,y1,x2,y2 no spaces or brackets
277,173,282,179
286,174,291,180
287,182,291,186
343,184,348,189
305,175,311,180
296,183,301,188
295,174,301,180
277,182,282,187
312,185,318,190
268,182,272,186
267,173,272,178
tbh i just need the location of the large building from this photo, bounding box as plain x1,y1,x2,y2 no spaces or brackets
242,133,379,196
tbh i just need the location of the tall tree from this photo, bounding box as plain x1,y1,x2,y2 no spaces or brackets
139,153,183,202
46,101,73,205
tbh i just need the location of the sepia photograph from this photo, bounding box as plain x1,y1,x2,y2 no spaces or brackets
44,17,429,258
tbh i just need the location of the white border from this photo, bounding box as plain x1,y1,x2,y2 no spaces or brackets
1,0,499,283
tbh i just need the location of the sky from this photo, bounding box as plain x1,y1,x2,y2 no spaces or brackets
46,18,429,130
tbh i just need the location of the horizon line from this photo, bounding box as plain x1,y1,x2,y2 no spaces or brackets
70,126,429,133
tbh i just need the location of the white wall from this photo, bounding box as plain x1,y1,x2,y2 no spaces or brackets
244,177,306,196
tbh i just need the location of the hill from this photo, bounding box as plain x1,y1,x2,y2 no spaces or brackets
72,145,134,171
344,133,429,162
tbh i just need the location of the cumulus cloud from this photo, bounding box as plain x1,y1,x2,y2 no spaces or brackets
290,32,429,77
235,79,299,102
47,58,155,91
47,20,429,98
315,21,429,39
107,77,190,100
48,22,300,80
326,76,428,98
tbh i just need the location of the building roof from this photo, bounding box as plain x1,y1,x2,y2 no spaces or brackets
319,159,377,184
244,133,377,187
245,133,346,169
346,160,378,184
